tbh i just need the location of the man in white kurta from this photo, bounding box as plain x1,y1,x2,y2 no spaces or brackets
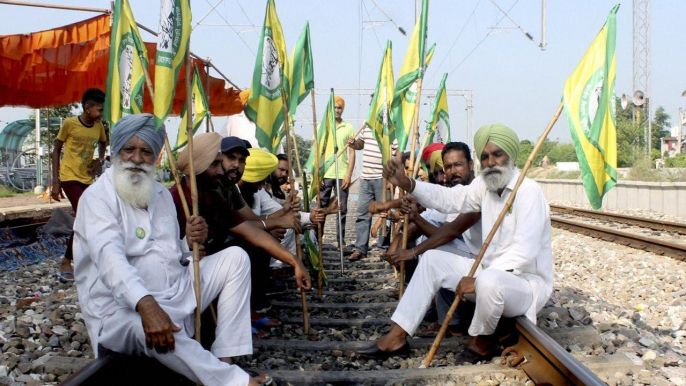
73,114,253,386
359,123,552,362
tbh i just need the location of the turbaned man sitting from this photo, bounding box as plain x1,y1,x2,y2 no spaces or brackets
73,114,263,386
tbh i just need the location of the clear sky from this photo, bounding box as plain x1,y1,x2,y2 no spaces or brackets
1,0,685,148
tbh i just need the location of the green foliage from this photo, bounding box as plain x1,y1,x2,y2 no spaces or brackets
0,185,20,197
517,140,533,168
626,156,664,182
651,106,671,151
616,118,644,168
546,143,578,163
280,133,312,177
665,154,686,168
650,149,661,161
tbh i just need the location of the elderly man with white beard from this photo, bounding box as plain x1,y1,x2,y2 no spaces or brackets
358,123,552,364
73,114,264,386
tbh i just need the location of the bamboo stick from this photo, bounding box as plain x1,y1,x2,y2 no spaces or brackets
280,82,309,335
184,48,203,344
399,77,425,299
422,102,565,368
310,90,325,298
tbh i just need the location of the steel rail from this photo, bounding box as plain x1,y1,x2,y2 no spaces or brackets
550,204,686,235
551,216,686,261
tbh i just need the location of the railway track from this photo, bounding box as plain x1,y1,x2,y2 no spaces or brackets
550,204,686,261
58,199,633,385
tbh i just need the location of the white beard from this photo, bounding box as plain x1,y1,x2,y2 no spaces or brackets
481,159,515,192
112,156,156,208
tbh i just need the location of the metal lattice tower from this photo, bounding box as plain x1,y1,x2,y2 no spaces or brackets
633,0,651,152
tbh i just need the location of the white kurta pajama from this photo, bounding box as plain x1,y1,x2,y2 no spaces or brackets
392,169,552,337
73,168,252,386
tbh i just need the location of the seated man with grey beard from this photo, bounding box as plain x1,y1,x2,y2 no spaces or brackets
358,124,552,364
73,114,262,386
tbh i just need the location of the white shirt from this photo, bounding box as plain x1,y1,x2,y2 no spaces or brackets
252,188,311,225
73,168,196,354
411,169,553,320
222,112,259,148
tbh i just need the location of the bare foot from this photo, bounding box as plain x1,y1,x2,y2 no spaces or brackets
219,357,234,365
375,326,408,352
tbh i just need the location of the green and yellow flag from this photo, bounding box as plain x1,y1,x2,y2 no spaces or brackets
174,65,209,150
104,0,148,124
390,0,431,151
288,22,314,117
366,40,395,163
426,73,450,143
562,5,618,210
246,0,290,153
304,90,335,199
153,0,191,130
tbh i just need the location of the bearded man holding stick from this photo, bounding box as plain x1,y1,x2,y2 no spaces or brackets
73,114,266,386
358,124,553,363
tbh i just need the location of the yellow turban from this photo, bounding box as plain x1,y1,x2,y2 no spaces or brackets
429,151,444,172
177,132,222,175
242,148,278,183
239,89,250,105
334,96,345,110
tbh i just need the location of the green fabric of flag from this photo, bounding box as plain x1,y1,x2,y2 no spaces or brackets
304,90,335,200
245,0,290,153
562,5,619,209
390,0,431,152
426,72,450,143
153,0,191,130
174,64,209,150
104,0,148,124
366,40,395,163
288,22,314,116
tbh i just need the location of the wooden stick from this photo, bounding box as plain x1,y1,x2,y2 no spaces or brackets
0,0,109,14
423,102,565,368
413,131,430,177
184,49,203,344
336,125,366,158
290,130,304,178
280,82,309,335
399,77,425,299
310,90,325,298
381,176,388,236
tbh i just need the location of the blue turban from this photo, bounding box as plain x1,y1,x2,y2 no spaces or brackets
111,114,166,157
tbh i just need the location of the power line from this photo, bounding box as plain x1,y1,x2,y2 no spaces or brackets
234,0,259,34
448,0,519,77
202,0,256,57
427,0,482,84
361,0,383,51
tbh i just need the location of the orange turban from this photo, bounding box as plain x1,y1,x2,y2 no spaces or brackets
334,96,345,110
422,143,445,165
239,89,250,105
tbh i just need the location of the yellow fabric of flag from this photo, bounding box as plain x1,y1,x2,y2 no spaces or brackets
104,0,148,124
562,4,619,209
245,0,290,153
153,0,191,130
426,72,450,143
366,40,395,163
175,65,209,150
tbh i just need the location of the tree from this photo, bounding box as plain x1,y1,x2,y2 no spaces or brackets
517,140,533,168
651,106,671,151
546,143,578,163
280,133,312,177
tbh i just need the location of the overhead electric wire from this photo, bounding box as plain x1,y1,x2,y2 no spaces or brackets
368,0,408,36
193,0,223,31
203,0,256,57
361,0,384,51
448,0,519,77
427,0,482,84
234,0,260,34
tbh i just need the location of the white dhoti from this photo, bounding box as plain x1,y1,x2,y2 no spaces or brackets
271,228,317,268
392,248,534,337
98,247,252,386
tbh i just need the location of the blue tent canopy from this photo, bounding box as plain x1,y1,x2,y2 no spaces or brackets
0,118,61,160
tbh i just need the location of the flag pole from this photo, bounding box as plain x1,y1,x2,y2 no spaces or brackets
141,58,191,222
184,47,203,343
280,79,310,335
422,102,564,368
399,75,424,299
331,88,345,274
336,125,365,158
310,90,325,298
412,131,430,177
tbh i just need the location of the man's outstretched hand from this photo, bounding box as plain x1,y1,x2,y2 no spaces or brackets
136,295,182,354
383,158,411,191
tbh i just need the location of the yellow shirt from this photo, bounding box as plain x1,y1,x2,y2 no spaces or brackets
56,116,106,184
323,121,354,179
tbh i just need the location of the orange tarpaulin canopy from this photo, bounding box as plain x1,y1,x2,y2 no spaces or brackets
0,14,242,116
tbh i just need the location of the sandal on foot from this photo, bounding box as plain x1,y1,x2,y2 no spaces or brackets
348,250,364,262
57,271,75,283
457,348,495,364
251,327,269,339
252,316,282,328
245,369,274,386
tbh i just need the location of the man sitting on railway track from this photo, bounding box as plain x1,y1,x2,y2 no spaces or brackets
359,124,552,363
72,115,281,386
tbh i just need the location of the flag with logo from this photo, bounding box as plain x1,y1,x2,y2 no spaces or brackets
288,22,314,116
304,90,335,199
366,40,395,163
300,173,328,285
390,0,431,152
104,0,148,124
562,4,619,209
245,0,290,153
153,0,191,130
174,65,209,150
426,72,450,143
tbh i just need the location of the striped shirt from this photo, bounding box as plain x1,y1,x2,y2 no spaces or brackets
357,127,385,180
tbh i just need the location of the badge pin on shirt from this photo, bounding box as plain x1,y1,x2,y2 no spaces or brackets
135,227,146,239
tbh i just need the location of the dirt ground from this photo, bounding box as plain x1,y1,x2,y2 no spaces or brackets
0,194,65,209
